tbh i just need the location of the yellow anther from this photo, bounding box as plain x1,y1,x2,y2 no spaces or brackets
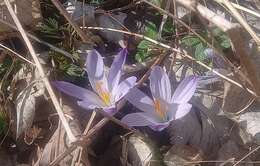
95,82,111,106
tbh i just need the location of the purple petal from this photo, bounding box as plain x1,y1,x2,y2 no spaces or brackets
121,112,159,127
86,49,108,92
108,49,127,93
78,99,118,116
53,81,104,105
166,103,178,121
104,107,117,115
122,112,170,131
149,123,170,131
149,66,171,102
168,103,192,120
125,88,155,113
175,103,192,119
172,76,197,103
114,76,137,101
77,100,100,110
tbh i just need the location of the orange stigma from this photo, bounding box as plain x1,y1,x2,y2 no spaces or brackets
154,98,167,120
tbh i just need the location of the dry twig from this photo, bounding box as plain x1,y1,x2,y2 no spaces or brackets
4,0,76,142
0,18,76,61
215,0,260,45
232,145,260,166
83,26,258,97
0,43,35,65
231,2,260,18
140,0,257,95
175,0,260,96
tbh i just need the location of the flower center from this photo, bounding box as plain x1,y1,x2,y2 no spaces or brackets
153,98,167,120
95,81,111,106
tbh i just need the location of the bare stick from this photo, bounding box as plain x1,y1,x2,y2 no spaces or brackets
215,0,260,45
140,0,209,47
50,144,77,166
0,43,35,65
82,26,258,97
74,111,97,164
0,18,75,61
50,0,92,44
136,52,167,85
156,159,260,164
158,0,170,38
4,0,76,142
83,112,97,135
140,0,256,90
50,118,109,166
174,0,260,96
231,2,260,18
232,145,260,166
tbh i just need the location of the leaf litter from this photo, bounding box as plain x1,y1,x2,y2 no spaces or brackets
0,0,260,165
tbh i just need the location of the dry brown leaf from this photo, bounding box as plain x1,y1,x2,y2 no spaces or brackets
24,125,42,145
10,66,45,139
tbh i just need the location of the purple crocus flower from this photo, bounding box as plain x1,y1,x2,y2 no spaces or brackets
121,66,197,131
53,49,137,114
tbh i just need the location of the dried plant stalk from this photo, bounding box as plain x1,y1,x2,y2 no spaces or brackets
170,0,260,97
84,26,257,97
215,0,260,45
4,0,76,142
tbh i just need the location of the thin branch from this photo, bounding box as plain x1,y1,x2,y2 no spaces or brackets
140,0,210,45
232,145,260,166
124,57,157,73
82,26,258,97
158,0,171,38
83,112,97,135
215,0,260,45
153,159,260,164
95,109,137,132
235,97,255,115
136,51,167,85
231,2,260,18
140,0,257,93
50,118,109,166
171,0,260,96
4,0,76,142
74,111,97,165
0,43,35,65
50,144,78,166
0,18,76,61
